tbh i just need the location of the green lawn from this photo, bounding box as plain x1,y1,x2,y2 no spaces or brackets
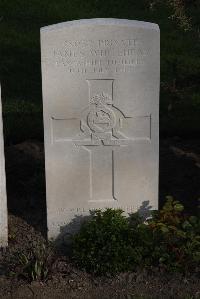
0,0,199,143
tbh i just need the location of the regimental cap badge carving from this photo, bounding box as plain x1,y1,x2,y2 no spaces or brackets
90,92,112,105
74,79,131,146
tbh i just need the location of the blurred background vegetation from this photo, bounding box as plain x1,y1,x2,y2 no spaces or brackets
0,0,199,144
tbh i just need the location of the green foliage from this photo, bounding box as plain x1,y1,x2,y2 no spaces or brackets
72,197,200,275
149,196,200,272
72,209,141,275
2,99,43,144
9,241,55,282
149,0,195,32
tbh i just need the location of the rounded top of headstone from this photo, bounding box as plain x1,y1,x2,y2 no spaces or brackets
41,18,159,32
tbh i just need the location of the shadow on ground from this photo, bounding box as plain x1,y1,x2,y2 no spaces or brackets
159,138,200,214
5,140,47,237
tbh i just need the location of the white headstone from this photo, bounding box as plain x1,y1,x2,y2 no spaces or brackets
41,18,160,240
0,85,8,246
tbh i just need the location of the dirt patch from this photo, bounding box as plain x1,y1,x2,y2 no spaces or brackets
0,276,196,298
5,140,46,236
0,243,200,299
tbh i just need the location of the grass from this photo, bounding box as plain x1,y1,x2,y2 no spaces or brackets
2,99,43,144
0,0,200,142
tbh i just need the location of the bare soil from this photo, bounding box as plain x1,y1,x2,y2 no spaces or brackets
0,137,199,298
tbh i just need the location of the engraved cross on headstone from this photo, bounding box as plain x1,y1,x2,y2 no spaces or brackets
52,79,151,202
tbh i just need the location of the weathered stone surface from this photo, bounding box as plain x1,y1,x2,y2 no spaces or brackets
41,18,160,239
0,85,8,246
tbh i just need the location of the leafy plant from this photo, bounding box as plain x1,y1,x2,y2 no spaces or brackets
72,197,200,275
148,196,200,271
72,209,142,275
9,241,55,282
